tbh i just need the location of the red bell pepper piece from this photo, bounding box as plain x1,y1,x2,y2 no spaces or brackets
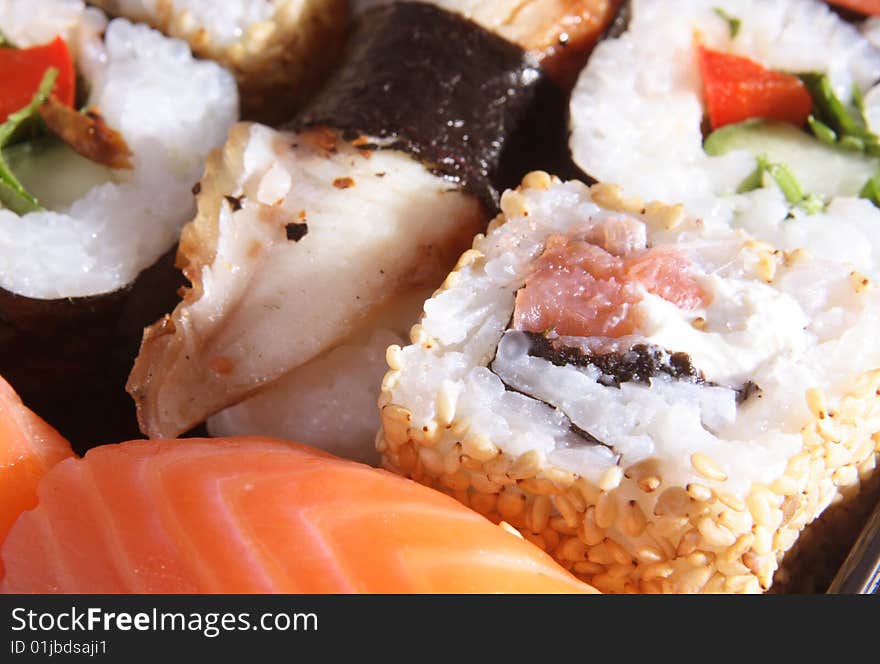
697,45,813,130
0,36,75,124
823,0,880,15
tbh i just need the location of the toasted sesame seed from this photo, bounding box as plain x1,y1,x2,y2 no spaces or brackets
497,488,526,519
587,542,615,566
686,483,713,502
573,561,606,576
549,516,579,536
459,455,483,471
385,345,403,371
470,492,498,515
580,507,605,546
675,529,701,557
470,472,502,495
498,521,523,539
598,466,624,492
719,509,752,536
634,545,664,564
623,500,648,537
685,551,712,567
575,478,601,506
508,450,542,480
607,562,636,579
832,465,859,487
558,537,589,561
605,538,634,566
483,454,511,476
714,491,746,512
461,433,497,462
528,496,551,533
500,190,530,218
669,566,712,594
543,527,560,553
522,170,552,190
825,443,852,469
440,470,470,492
566,487,587,512
595,492,618,529
518,477,563,496
654,487,690,517
638,475,661,493
769,475,798,496
690,453,728,482
418,446,444,475
553,494,580,529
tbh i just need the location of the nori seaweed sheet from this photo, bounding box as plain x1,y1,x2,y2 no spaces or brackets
291,1,586,212
0,248,192,454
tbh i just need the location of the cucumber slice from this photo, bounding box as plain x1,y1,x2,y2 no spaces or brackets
704,119,878,200
3,138,114,211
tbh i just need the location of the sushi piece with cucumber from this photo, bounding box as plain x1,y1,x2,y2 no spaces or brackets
0,0,238,450
127,0,621,464
569,0,880,234
377,172,880,594
87,0,348,123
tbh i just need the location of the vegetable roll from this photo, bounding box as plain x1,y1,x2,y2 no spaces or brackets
0,0,238,450
377,172,880,594
87,0,348,123
569,0,880,228
127,1,620,463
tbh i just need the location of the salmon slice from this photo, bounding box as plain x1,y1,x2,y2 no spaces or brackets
0,376,74,580
1,437,596,594
514,220,706,337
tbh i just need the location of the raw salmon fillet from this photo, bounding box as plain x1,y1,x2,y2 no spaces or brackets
0,376,74,580
1,437,596,594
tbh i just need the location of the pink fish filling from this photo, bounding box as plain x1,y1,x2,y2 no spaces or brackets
513,218,707,338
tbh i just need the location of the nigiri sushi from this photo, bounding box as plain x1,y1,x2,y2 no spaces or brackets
127,0,621,464
0,375,73,580
0,437,596,594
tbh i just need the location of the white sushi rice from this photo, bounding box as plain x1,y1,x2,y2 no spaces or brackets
569,0,880,233
88,0,276,47
0,0,237,298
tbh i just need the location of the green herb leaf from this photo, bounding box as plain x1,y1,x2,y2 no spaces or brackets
0,67,58,213
767,162,805,205
713,7,741,38
736,154,826,214
807,115,837,145
859,171,880,207
799,72,880,156
736,155,770,194
0,29,11,48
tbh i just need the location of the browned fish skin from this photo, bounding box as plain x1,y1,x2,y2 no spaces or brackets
38,97,133,170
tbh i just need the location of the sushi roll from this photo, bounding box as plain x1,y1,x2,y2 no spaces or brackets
87,0,348,123
356,0,624,89
0,0,238,450
127,1,621,463
569,0,880,228
1,437,596,593
377,172,880,594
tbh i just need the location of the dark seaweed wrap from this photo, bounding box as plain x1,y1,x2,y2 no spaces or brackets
0,249,185,454
291,1,583,210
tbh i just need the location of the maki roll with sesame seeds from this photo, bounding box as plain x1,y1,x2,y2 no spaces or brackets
87,0,348,123
377,172,880,594
126,1,622,464
0,0,238,450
